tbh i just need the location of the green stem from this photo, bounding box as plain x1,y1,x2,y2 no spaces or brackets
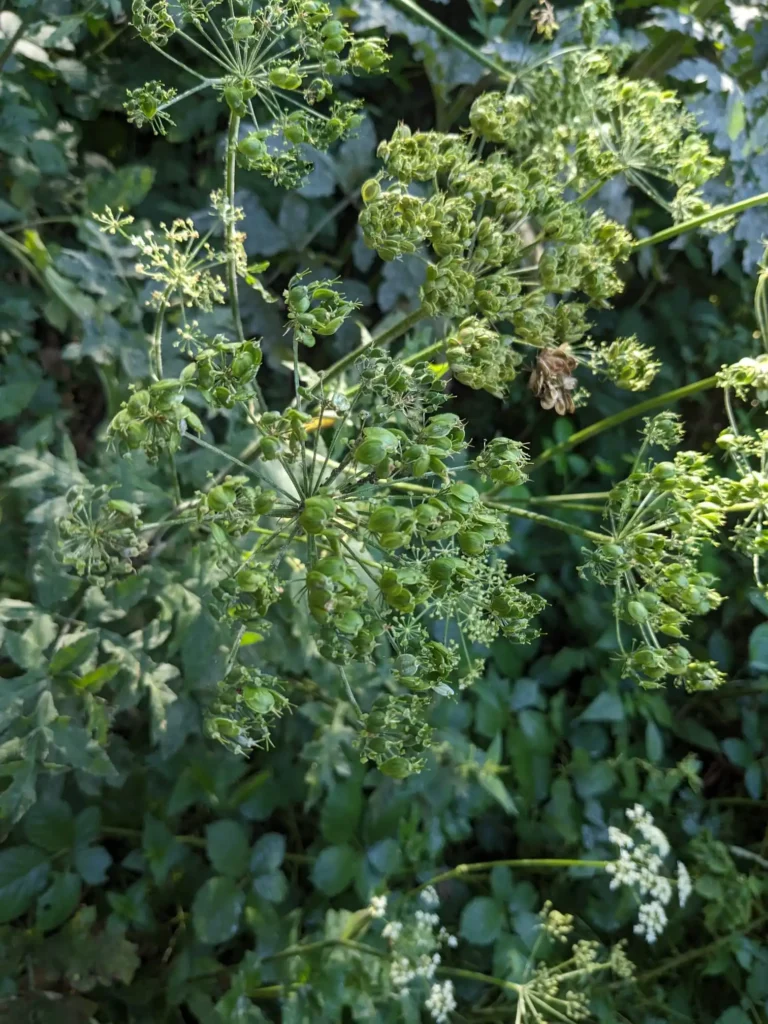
225,112,266,412
533,376,718,467
388,480,606,543
437,965,520,994
265,937,384,963
389,0,513,80
417,858,609,892
607,913,768,990
150,298,169,381
483,500,607,544
632,193,768,250
322,306,428,384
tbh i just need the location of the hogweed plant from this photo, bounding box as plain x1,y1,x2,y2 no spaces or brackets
4,1,768,1022
59,0,768,777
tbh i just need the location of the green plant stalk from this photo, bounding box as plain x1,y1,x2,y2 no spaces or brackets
322,306,428,383
225,112,266,412
633,193,768,250
437,965,520,995
607,913,768,990
390,0,513,80
533,375,718,467
387,480,606,542
417,858,609,892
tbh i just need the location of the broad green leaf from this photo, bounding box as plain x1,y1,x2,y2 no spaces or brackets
252,870,288,903
580,691,624,723
48,633,97,676
311,845,359,897
321,781,362,843
459,896,504,946
74,845,112,886
36,871,81,932
192,877,245,945
24,798,75,852
206,820,250,878
367,838,402,876
250,833,286,875
0,846,50,923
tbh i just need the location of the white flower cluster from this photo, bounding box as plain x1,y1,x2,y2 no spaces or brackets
606,803,691,944
425,980,457,1023
369,894,388,918
375,885,459,1019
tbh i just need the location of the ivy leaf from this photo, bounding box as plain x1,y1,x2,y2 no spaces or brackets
36,871,82,932
206,820,250,878
0,845,50,923
192,877,245,945
311,845,359,897
459,896,504,946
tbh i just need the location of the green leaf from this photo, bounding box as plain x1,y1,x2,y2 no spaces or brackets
645,720,664,763
321,781,362,843
252,870,288,903
716,1009,751,1024
24,798,75,852
749,622,768,671
0,846,50,923
36,871,81,932
478,774,517,816
249,832,285,875
143,815,185,885
580,691,624,723
367,838,403,876
74,845,112,885
206,820,250,878
192,876,245,945
49,633,97,676
459,896,504,946
72,661,121,692
311,845,359,897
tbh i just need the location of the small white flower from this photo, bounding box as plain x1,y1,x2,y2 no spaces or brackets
425,980,457,1023
420,885,440,908
369,894,387,918
633,900,667,944
677,861,692,908
382,920,403,941
608,826,634,849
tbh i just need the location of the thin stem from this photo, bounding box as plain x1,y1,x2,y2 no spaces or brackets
150,297,169,380
390,0,515,80
632,192,768,250
225,112,266,412
417,858,609,892
533,376,718,467
322,306,428,384
438,966,520,995
484,500,607,544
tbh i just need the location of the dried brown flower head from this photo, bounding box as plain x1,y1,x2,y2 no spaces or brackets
529,346,578,415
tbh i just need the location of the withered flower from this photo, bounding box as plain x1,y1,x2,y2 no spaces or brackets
529,346,578,415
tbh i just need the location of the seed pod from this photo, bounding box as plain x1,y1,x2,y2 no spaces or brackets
207,485,236,511
284,122,305,144
127,390,150,416
355,439,387,466
361,178,381,204
378,531,407,551
242,686,276,714
336,610,364,636
627,600,649,623
368,506,399,533
379,757,410,779
231,16,255,39
269,66,302,90
108,500,137,518
458,530,485,556
238,132,268,162
236,569,262,592
259,437,279,460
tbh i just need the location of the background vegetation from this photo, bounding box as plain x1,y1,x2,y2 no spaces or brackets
1,1,768,1023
